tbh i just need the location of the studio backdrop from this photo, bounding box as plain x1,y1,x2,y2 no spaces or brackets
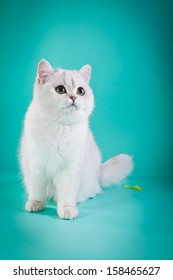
0,0,173,260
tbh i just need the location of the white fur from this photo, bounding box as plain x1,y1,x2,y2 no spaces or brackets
20,59,133,219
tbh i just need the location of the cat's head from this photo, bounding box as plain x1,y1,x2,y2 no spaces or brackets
34,59,94,124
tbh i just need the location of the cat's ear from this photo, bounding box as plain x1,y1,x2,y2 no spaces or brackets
79,64,91,83
37,59,53,84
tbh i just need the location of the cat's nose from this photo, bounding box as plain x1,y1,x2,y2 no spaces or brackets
70,96,77,102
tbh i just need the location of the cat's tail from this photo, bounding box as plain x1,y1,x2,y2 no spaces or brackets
99,154,134,187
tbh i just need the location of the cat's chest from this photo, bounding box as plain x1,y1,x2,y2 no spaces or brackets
30,121,86,159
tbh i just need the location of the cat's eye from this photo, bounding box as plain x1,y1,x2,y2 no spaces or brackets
76,87,85,96
55,85,66,94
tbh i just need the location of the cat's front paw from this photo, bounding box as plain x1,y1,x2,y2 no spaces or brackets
25,200,45,212
58,205,79,220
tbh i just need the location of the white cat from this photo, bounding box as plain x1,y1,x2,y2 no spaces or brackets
20,59,133,219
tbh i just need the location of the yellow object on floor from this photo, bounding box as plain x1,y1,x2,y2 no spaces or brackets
124,184,143,191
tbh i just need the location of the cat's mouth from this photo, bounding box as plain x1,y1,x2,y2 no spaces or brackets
63,103,79,110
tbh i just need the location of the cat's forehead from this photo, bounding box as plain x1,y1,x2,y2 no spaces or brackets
52,69,82,87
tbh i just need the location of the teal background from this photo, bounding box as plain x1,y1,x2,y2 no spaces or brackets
0,0,173,259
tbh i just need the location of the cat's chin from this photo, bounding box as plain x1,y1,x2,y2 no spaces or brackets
59,109,87,125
